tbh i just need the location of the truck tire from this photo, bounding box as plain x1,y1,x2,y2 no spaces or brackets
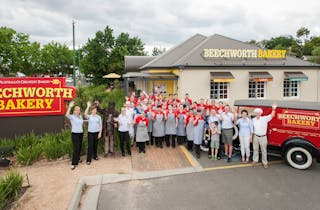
200,134,210,152
285,147,313,170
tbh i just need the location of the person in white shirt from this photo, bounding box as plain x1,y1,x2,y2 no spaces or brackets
115,107,132,156
252,104,277,168
65,101,84,170
85,101,102,165
219,105,237,162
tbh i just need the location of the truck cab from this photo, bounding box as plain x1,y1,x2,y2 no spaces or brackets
234,99,320,170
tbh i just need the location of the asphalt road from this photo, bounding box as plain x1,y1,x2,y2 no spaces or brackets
98,163,320,210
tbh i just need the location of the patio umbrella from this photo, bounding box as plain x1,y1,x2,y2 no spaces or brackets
102,73,121,79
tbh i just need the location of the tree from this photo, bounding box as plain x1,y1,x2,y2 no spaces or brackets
296,27,310,42
109,32,145,75
0,27,16,75
40,42,73,75
80,26,115,84
151,47,166,56
264,35,296,50
310,46,320,64
80,26,145,84
0,27,42,76
302,36,320,55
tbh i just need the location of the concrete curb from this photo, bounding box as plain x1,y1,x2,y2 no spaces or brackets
68,166,204,210
67,179,85,210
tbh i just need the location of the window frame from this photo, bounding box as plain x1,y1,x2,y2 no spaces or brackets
210,81,230,100
248,80,266,99
283,79,300,98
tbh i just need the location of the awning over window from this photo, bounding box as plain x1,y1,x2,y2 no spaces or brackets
249,72,273,82
210,72,235,82
284,72,308,81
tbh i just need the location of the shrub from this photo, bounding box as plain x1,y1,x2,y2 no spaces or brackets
0,138,16,157
16,144,42,166
74,85,125,112
41,133,64,160
59,129,73,158
14,132,39,149
0,138,15,148
0,170,23,209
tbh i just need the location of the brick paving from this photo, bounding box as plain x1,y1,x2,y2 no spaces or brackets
131,144,191,172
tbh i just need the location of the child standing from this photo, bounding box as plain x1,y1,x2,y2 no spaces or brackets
210,121,220,160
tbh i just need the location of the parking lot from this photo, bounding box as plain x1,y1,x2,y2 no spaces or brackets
98,160,320,210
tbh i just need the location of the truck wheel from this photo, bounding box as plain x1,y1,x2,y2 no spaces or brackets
232,125,238,140
200,134,210,152
285,147,313,170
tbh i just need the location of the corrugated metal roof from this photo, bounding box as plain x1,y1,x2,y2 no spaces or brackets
210,72,234,79
284,72,308,79
249,72,273,79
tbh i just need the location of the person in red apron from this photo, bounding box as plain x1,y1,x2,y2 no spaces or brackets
135,111,149,153
165,105,178,148
176,104,187,145
152,105,165,148
193,109,205,159
185,109,196,151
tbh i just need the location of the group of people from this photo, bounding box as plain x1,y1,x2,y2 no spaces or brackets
66,90,276,170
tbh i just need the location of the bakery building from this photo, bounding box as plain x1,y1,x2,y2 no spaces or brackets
123,34,320,104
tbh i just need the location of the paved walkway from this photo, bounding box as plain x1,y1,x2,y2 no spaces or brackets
4,145,191,210
131,145,191,171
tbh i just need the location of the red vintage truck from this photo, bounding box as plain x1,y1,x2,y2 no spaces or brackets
234,99,320,170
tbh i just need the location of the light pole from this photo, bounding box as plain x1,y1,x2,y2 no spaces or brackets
72,20,76,86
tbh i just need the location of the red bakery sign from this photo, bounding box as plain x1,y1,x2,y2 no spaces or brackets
0,77,76,117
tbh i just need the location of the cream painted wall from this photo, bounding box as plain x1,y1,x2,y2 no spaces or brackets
179,68,320,105
179,69,210,101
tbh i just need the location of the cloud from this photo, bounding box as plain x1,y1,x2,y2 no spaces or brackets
1,0,320,54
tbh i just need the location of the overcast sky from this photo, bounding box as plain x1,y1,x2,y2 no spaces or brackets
1,0,320,54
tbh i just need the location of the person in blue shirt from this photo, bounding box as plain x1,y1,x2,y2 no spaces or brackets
85,101,102,165
66,101,84,170
236,109,253,163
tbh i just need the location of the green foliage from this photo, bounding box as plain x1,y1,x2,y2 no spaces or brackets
41,133,65,160
264,35,296,50
296,27,310,40
59,129,73,158
0,170,23,210
0,27,41,75
151,46,166,56
0,27,73,76
74,85,125,111
312,46,320,56
40,41,73,75
14,132,39,148
80,26,145,84
15,144,42,166
0,138,16,149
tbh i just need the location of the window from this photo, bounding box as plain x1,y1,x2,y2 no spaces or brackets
248,81,266,98
210,82,229,99
283,79,299,97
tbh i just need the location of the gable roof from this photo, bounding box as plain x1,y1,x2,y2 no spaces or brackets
139,34,207,69
140,34,319,70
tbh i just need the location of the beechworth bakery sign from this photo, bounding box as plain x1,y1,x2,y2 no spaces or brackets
0,77,76,117
203,49,286,59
